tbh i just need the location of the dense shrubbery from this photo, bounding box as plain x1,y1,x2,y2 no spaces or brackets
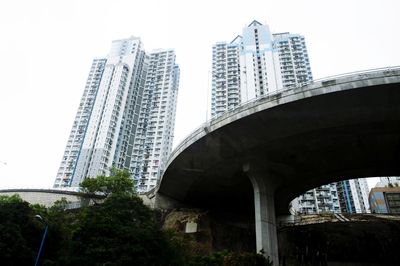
0,195,38,265
0,170,272,266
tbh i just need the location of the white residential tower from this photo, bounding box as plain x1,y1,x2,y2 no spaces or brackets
211,20,313,118
54,37,179,192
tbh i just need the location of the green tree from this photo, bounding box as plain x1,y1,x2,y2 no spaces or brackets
80,168,135,196
66,193,177,265
0,196,73,265
49,170,180,265
0,195,40,265
0,193,24,203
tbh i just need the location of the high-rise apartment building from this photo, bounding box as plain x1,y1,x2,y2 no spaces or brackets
211,20,312,118
273,32,313,89
336,178,370,213
54,37,179,192
130,50,180,192
292,184,341,214
293,178,371,215
54,58,107,188
211,41,241,116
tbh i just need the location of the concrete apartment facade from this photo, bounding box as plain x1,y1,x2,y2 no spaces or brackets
211,20,312,118
54,37,179,192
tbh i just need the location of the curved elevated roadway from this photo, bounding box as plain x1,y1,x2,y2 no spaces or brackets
155,67,400,264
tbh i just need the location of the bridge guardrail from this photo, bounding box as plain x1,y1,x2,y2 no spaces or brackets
222,65,400,118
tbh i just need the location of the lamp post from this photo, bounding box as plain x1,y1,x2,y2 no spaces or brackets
34,215,48,266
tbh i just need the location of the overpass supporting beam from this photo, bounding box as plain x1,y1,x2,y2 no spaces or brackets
244,163,279,265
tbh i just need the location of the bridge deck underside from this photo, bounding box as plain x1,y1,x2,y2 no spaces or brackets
159,82,400,215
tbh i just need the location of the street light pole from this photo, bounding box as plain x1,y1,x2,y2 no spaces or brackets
34,215,48,266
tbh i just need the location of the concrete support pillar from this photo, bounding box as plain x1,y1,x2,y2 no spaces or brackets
244,163,279,265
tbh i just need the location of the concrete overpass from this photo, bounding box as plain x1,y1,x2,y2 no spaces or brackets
154,67,400,264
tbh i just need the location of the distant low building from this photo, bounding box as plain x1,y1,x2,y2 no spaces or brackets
0,189,98,208
369,186,400,214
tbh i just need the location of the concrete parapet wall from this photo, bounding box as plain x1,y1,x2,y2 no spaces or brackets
0,189,85,207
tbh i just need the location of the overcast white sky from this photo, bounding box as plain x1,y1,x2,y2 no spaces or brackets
0,0,399,190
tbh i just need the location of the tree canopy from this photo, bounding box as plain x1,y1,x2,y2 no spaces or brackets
79,168,135,196
0,193,23,203
0,195,42,265
67,193,179,265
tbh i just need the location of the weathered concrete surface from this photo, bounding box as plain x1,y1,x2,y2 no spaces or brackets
154,67,400,263
0,189,94,208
